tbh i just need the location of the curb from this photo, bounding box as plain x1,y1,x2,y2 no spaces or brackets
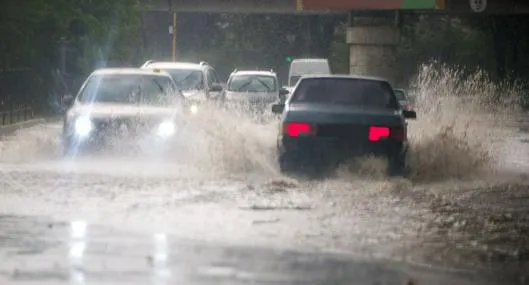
0,118,47,136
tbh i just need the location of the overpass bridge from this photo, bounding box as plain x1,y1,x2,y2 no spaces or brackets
144,0,529,14
141,0,529,84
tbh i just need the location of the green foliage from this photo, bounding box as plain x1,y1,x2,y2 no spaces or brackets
0,0,143,110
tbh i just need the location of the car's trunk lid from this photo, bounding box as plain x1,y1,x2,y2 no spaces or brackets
285,103,402,126
284,103,403,140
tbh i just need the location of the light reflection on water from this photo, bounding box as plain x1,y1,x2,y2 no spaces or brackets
65,220,173,284
69,220,87,285
153,233,171,285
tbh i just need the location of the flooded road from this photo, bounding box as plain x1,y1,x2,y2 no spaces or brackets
0,215,502,285
1,67,529,284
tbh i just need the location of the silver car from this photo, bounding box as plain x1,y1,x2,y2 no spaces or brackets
61,68,187,155
141,60,224,108
224,70,289,113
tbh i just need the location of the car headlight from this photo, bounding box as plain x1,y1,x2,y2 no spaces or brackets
75,116,93,137
157,120,176,137
189,104,198,114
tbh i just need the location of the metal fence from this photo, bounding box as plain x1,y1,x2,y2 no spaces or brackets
0,105,34,126
0,68,36,126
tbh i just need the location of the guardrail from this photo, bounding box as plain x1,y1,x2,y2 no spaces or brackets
0,105,34,126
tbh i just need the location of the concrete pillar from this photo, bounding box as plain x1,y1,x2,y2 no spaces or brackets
346,12,400,84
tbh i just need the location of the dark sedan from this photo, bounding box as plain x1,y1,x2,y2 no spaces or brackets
271,75,417,176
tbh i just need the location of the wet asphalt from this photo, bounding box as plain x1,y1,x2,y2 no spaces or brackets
0,215,503,285
0,114,528,285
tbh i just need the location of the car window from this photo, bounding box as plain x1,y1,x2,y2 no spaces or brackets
228,75,277,93
290,78,399,109
160,68,204,91
77,74,182,105
142,76,183,105
394,90,407,101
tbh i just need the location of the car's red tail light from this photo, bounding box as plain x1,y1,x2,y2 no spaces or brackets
368,126,390,141
283,122,315,137
369,126,406,142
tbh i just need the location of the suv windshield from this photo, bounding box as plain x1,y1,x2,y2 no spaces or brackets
162,69,204,91
291,78,399,109
77,74,180,105
228,75,277,92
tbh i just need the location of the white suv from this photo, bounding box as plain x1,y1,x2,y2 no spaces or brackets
224,69,289,110
141,60,224,103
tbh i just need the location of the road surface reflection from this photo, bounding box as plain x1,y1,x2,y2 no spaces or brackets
0,215,507,285
69,221,86,284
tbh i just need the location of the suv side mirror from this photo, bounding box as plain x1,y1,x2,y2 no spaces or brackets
62,94,75,107
210,83,223,92
402,110,417,119
271,103,284,114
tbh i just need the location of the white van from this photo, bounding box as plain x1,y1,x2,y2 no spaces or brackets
287,58,331,87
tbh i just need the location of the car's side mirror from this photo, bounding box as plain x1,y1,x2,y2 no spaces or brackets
271,103,285,114
402,110,417,119
210,83,223,92
62,94,75,107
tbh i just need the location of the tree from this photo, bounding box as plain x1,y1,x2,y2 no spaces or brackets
0,0,144,111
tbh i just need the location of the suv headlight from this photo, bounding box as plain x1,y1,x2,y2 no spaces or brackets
157,120,175,137
75,116,93,137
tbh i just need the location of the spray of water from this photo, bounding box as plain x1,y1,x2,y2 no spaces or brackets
0,123,61,163
329,63,522,183
0,63,524,184
0,64,527,270
165,103,280,177
407,63,522,183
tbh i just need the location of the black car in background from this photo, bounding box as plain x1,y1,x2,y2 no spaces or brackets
271,75,417,176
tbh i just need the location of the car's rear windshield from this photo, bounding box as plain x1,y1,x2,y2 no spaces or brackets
77,74,181,105
290,78,399,109
394,89,407,101
227,75,277,93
